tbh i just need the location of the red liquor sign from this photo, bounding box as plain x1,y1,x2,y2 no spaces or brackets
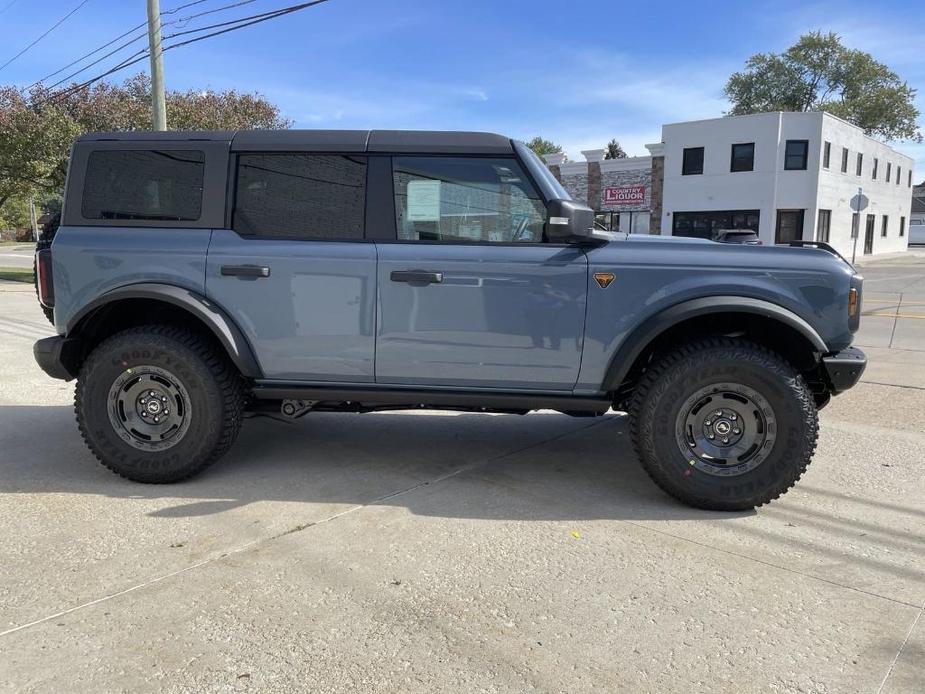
603,185,646,206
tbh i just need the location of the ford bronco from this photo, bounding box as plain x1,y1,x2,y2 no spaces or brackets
33,130,866,510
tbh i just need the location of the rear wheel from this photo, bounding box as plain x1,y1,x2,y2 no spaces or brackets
75,325,244,483
629,338,818,511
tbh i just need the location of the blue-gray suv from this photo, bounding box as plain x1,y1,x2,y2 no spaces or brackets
33,130,866,510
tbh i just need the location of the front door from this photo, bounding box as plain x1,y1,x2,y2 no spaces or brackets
775,209,804,244
206,152,377,382
864,214,876,254
375,155,588,390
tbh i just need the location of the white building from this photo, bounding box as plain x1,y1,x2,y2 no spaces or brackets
658,112,915,257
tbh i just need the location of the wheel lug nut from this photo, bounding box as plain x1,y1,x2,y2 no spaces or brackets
733,428,740,434
705,420,712,426
161,396,167,402
708,433,715,439
730,414,737,421
722,437,729,443
163,409,169,415
141,412,147,417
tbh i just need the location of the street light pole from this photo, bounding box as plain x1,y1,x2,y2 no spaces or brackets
146,0,167,131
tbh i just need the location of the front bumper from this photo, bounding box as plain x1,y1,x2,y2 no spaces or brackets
822,346,867,393
33,336,79,381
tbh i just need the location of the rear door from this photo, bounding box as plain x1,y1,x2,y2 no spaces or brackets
206,152,377,381
375,155,588,390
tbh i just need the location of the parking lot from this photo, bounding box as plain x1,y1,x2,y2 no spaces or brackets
0,256,923,693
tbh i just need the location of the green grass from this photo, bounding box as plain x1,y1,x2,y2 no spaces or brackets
0,267,34,283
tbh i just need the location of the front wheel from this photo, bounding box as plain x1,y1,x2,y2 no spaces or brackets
629,338,818,511
75,325,244,483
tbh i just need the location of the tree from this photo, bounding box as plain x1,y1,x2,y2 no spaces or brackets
604,139,627,159
525,136,564,159
0,73,291,219
724,31,921,142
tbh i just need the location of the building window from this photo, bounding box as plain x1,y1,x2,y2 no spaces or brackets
682,147,704,175
881,215,889,238
82,150,204,222
900,217,906,237
910,171,913,187
817,209,831,243
841,147,849,173
671,210,759,240
785,140,809,170
823,141,831,169
873,158,878,180
233,154,367,240
886,162,892,182
730,143,755,172
856,152,863,176
897,167,901,186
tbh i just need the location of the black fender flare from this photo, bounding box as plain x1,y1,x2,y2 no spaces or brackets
601,296,828,391
67,283,262,378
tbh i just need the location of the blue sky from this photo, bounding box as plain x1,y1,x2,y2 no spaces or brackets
1,0,922,174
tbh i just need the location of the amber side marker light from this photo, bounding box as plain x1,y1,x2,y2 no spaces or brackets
848,288,858,317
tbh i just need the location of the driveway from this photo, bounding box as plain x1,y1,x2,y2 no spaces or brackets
0,268,922,693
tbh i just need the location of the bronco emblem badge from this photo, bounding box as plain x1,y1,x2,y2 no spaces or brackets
593,272,615,289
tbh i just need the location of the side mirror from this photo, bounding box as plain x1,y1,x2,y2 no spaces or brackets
545,199,595,242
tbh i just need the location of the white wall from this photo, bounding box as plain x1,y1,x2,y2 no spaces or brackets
659,111,915,257
817,113,914,257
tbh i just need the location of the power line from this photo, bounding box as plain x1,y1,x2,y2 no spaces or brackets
35,0,333,107
0,0,22,16
25,0,232,90
0,0,93,74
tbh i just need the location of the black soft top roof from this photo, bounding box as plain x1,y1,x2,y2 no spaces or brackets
77,129,515,155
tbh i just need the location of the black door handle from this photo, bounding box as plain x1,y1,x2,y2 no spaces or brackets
221,264,270,278
390,270,443,285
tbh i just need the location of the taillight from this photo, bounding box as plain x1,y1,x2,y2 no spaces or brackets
36,249,54,308
848,288,858,318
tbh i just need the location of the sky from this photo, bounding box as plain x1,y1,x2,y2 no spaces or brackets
0,0,923,175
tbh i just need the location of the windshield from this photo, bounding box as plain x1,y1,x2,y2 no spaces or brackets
513,140,571,201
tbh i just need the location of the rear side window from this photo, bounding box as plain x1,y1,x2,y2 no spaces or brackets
233,154,366,240
82,150,204,221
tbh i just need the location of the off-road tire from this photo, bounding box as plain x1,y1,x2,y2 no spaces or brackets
629,337,818,511
75,325,245,483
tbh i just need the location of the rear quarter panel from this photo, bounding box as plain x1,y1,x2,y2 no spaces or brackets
51,226,211,333
575,237,855,393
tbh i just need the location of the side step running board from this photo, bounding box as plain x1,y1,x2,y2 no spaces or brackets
251,385,611,413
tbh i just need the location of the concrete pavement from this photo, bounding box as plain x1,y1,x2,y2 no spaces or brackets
0,268,922,693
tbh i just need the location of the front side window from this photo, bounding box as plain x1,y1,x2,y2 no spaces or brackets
730,143,754,172
682,147,704,175
233,154,366,239
785,140,809,170
82,150,204,221
392,157,546,243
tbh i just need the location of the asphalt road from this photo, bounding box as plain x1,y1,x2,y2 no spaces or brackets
0,261,923,693
0,244,35,269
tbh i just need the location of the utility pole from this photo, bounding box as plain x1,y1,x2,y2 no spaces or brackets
29,198,38,242
146,0,167,130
